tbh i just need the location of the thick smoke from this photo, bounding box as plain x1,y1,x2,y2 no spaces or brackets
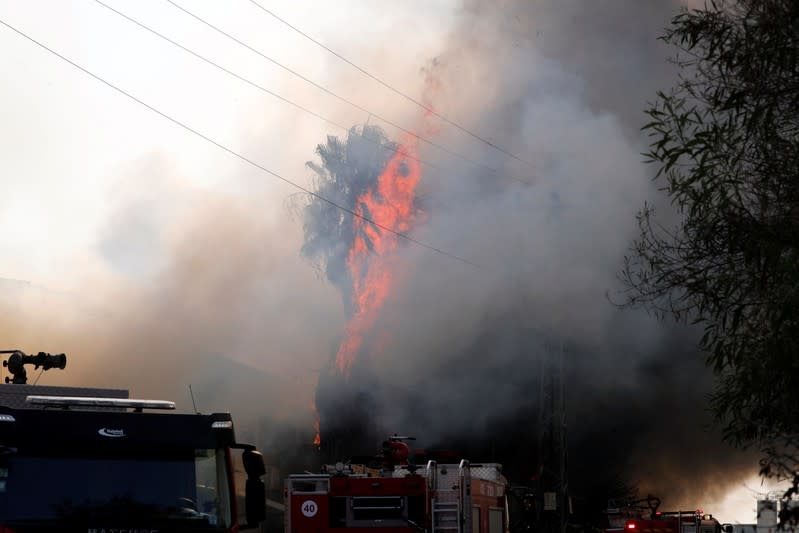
0,0,760,523
0,154,340,442
304,0,757,520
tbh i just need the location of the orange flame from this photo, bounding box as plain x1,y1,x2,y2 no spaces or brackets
334,136,422,376
312,401,321,447
313,420,321,447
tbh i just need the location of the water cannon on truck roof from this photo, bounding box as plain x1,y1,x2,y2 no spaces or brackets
0,350,66,384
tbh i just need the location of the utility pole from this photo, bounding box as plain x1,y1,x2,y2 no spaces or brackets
536,341,568,533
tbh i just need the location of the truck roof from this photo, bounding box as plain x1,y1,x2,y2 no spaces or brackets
0,404,236,453
0,383,128,409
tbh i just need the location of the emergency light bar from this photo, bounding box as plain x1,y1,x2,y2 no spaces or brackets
26,395,176,411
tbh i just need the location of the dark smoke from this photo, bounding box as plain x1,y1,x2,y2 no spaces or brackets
0,0,759,524
303,0,757,523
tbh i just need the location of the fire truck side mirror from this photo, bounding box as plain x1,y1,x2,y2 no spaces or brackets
243,449,267,477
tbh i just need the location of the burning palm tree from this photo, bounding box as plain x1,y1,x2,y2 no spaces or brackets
300,124,422,456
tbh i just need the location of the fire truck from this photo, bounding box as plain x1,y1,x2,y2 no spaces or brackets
603,496,735,533
603,496,661,531
0,350,267,533
606,507,733,533
284,436,509,533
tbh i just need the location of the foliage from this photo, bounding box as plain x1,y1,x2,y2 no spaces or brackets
620,0,799,520
298,124,397,300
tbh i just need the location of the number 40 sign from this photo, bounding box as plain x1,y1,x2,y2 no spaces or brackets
301,500,318,518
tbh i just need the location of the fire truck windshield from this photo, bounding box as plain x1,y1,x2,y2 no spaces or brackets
0,448,232,531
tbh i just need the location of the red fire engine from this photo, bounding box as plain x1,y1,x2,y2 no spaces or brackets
603,497,661,532
284,437,509,533
619,510,733,533
603,496,734,533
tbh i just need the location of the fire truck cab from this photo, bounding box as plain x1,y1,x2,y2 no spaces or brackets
285,459,508,533
0,384,267,533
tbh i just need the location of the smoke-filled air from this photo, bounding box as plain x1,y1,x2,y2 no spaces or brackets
0,0,762,525
298,0,758,518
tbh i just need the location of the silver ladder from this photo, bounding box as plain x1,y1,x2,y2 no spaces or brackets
432,497,460,533
428,459,472,533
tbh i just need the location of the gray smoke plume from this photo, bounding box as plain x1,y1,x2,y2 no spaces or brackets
0,154,339,438
303,0,758,521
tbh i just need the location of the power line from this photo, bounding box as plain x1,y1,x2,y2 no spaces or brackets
0,16,483,271
97,0,529,186
93,0,439,176
161,0,532,185
246,0,535,169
